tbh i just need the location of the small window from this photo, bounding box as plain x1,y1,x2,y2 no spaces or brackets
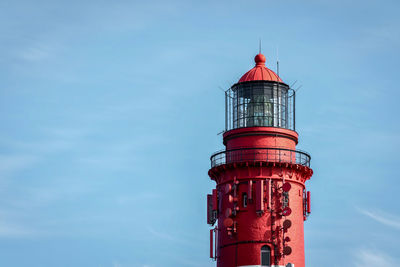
242,193,248,208
261,245,271,266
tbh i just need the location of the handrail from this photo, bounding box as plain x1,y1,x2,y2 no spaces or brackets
210,147,311,168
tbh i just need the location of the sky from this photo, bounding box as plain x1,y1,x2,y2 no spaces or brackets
0,0,399,266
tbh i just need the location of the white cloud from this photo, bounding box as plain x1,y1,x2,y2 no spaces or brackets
116,193,160,206
0,127,90,178
0,221,36,238
18,42,52,62
354,249,397,267
111,261,153,267
0,154,39,175
358,207,400,230
147,226,176,242
146,226,197,247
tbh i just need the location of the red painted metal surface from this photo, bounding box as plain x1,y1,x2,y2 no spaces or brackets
207,53,313,267
207,194,213,224
248,180,253,201
255,180,264,213
282,182,292,192
238,53,283,83
223,127,298,150
212,189,218,211
210,229,214,259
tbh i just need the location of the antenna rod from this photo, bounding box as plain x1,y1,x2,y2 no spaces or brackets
259,39,262,54
276,46,280,77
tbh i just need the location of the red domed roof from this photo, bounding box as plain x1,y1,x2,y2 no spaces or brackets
238,53,283,83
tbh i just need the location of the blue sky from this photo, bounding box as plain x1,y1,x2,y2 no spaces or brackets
0,0,399,266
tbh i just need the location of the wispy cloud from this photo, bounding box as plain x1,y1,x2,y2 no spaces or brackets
111,261,153,267
0,127,89,178
353,248,397,267
0,154,40,175
116,192,160,206
146,226,199,247
147,226,176,242
0,220,37,238
357,207,400,230
17,41,54,62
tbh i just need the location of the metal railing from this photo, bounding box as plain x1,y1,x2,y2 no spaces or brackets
210,147,311,168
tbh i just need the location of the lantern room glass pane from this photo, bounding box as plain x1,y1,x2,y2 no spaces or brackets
227,81,294,131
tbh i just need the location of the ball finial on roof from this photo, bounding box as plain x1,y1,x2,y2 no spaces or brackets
255,53,266,66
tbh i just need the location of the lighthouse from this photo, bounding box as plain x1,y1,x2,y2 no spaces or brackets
207,53,313,267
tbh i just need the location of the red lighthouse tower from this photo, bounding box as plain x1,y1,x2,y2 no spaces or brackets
207,53,313,267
